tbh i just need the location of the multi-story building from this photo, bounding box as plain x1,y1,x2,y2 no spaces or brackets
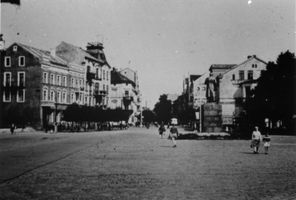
192,73,208,109
119,68,141,113
110,68,140,124
1,42,72,128
183,75,201,107
55,41,111,107
219,55,267,125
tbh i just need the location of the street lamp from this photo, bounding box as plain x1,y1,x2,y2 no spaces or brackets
54,91,58,133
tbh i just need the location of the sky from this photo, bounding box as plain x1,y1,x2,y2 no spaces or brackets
1,0,295,108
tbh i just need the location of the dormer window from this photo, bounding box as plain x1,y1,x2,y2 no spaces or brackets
19,56,25,67
13,45,18,52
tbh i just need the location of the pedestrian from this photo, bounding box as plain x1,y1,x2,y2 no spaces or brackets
262,133,271,154
251,126,262,154
169,124,178,148
158,122,166,139
10,123,16,135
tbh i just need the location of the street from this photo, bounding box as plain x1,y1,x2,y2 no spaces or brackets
0,127,296,200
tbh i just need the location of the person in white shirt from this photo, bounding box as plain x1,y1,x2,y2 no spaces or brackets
251,126,262,154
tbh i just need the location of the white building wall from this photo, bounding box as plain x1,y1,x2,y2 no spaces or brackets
193,73,208,109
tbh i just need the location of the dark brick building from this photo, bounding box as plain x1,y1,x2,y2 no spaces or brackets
0,43,69,129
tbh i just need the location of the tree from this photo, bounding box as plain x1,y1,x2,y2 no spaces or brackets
246,50,296,132
142,109,155,123
153,94,172,124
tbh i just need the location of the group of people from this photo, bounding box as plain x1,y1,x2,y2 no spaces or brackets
251,126,271,154
158,123,178,148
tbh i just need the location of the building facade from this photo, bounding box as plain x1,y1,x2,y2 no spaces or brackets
110,68,140,125
219,55,267,126
55,41,111,108
1,43,71,128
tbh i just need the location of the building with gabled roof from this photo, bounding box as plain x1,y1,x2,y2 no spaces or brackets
55,41,111,107
0,42,74,129
219,55,267,126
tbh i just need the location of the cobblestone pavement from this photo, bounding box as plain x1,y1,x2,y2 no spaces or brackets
0,128,295,200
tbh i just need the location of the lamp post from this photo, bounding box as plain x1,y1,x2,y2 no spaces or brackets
54,91,58,133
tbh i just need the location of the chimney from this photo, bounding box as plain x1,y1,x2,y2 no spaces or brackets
247,55,252,59
86,42,104,59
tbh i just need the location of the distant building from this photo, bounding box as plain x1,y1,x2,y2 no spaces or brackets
219,55,267,125
192,73,208,109
110,68,140,124
183,74,201,107
55,41,111,107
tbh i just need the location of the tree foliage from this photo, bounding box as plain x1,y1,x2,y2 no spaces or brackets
63,104,133,122
246,50,296,132
142,109,155,123
153,94,172,123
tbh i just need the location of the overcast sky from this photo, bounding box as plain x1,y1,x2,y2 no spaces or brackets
1,0,295,108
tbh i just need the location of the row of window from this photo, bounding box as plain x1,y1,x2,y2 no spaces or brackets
232,70,254,81
4,56,25,67
88,66,110,81
3,72,25,86
3,90,25,102
42,88,107,105
43,72,69,87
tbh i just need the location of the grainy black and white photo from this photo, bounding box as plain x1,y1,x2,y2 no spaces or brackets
0,0,295,199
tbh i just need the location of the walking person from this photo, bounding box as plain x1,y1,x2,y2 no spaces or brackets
262,133,271,154
169,124,178,148
158,122,166,139
10,123,16,135
251,126,262,154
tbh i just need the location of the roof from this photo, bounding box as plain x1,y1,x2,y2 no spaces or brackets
15,43,67,66
111,69,135,87
224,55,267,75
56,41,104,64
210,64,236,70
190,75,201,82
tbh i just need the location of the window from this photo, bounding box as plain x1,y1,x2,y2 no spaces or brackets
71,93,75,103
50,74,55,85
43,87,48,101
239,70,244,80
232,74,235,80
57,91,61,103
13,45,18,51
3,72,11,86
62,76,67,86
3,90,11,102
4,57,11,67
106,85,109,93
103,84,105,91
252,64,257,68
103,70,105,80
96,68,99,79
50,90,55,101
71,78,74,87
62,92,66,103
43,72,48,83
79,79,83,88
18,56,25,67
56,75,61,86
75,79,79,88
106,71,109,80
18,72,25,87
125,90,129,96
247,71,253,80
17,89,25,102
